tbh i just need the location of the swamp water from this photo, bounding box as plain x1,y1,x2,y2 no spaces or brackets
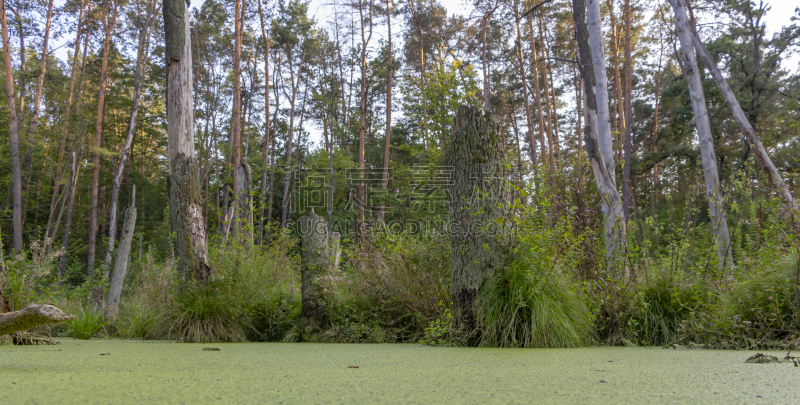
1,339,798,404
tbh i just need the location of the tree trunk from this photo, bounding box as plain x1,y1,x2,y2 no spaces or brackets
513,0,536,165
59,143,85,283
299,212,340,338
380,0,392,221
446,105,507,333
668,0,733,272
88,1,118,276
105,189,137,319
257,0,271,245
689,21,797,220
357,0,373,238
622,0,633,219
573,0,627,275
165,0,211,282
230,0,245,236
528,13,548,173
103,0,156,272
0,0,23,253
0,305,75,337
537,13,556,183
606,0,625,161
586,0,615,178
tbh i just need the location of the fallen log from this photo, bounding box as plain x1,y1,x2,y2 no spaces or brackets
0,304,75,336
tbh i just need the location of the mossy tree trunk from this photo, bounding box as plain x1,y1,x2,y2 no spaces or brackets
165,0,211,282
446,105,507,333
0,305,75,337
299,212,340,339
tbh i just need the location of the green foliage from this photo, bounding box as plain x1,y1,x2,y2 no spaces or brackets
67,309,106,340
731,253,800,338
140,237,300,343
325,232,452,343
477,258,592,348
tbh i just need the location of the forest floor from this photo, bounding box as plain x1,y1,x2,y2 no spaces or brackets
1,339,798,404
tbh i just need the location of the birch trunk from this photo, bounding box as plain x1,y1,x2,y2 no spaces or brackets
0,0,22,253
165,0,211,281
586,0,615,178
689,22,797,220
573,0,627,275
105,189,137,319
668,0,733,272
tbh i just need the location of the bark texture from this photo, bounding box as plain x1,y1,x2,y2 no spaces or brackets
299,212,340,338
0,304,75,336
446,105,507,332
105,201,137,319
165,0,211,282
586,0,615,177
669,0,733,271
573,0,627,275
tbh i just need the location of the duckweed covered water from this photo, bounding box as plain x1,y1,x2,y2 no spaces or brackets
1,339,798,404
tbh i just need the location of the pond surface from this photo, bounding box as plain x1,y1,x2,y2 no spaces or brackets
1,339,797,404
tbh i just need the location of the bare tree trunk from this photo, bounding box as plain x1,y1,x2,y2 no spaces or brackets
299,212,340,339
537,13,556,183
105,187,137,319
513,0,536,165
528,13,548,173
668,0,733,272
231,0,245,236
59,145,85,283
573,0,627,275
622,0,633,219
0,305,75,337
689,20,797,220
103,0,157,272
379,0,393,221
447,105,507,333
257,0,271,245
586,0,615,178
165,0,211,281
606,0,625,160
0,1,22,253
357,0,373,238
88,1,118,276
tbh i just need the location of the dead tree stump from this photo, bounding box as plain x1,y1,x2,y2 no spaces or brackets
446,105,508,334
298,212,340,338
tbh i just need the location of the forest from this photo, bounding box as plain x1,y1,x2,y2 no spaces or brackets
1,0,800,359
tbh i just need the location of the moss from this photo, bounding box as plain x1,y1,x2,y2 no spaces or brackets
2,339,799,404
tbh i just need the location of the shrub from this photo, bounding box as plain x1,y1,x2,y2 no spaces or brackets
67,309,106,339
140,235,300,343
336,233,452,342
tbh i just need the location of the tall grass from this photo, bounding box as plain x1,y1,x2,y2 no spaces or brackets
477,258,592,348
